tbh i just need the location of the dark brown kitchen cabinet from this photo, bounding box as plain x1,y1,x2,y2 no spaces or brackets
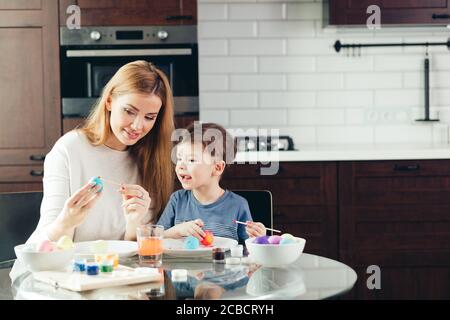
59,0,197,26
339,160,450,299
0,0,60,192
329,0,450,25
221,162,338,259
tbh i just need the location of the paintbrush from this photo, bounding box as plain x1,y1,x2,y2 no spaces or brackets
233,220,281,233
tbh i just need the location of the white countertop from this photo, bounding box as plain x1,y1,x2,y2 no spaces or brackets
234,143,450,162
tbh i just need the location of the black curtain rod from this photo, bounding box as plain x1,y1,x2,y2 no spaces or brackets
334,39,450,52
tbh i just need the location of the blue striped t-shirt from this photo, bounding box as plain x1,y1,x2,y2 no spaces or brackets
157,189,252,244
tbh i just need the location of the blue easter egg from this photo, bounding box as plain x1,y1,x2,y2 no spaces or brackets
184,236,200,250
281,233,295,240
268,235,282,244
280,238,295,245
254,236,270,244
89,176,103,192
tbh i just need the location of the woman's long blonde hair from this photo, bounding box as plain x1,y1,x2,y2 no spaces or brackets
80,60,174,220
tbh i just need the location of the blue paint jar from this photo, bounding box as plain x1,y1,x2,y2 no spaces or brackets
73,259,87,272
86,262,99,275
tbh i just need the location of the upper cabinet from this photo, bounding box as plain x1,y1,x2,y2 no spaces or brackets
329,0,450,26
59,0,197,26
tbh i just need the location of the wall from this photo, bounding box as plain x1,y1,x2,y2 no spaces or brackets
198,0,450,146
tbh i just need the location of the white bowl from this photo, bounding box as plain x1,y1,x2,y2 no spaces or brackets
14,244,75,272
245,237,306,267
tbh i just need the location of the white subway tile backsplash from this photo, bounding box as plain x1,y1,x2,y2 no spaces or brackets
198,4,227,20
345,73,402,89
230,109,287,126
374,125,432,143
317,91,373,108
197,0,450,145
288,109,346,125
200,109,230,126
345,108,367,125
260,91,315,108
258,21,315,38
374,55,424,71
375,90,422,107
433,54,450,71
199,75,229,91
200,57,257,74
436,107,450,122
230,74,287,90
317,126,374,144
287,39,335,55
433,89,450,106
259,57,315,73
201,92,258,108
286,3,322,20
288,74,344,90
316,56,373,72
199,39,228,56
229,3,284,20
199,21,257,38
229,39,286,56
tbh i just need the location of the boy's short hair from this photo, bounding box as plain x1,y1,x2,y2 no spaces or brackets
181,122,237,164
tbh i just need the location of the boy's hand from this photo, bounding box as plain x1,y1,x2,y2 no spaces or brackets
171,219,206,240
245,221,266,237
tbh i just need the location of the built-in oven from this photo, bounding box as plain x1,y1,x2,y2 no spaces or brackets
60,26,198,117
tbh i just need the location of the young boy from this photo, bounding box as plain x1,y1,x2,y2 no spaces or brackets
157,122,266,244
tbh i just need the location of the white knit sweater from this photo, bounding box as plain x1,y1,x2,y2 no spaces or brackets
29,130,147,242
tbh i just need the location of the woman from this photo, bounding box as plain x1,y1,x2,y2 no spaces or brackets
28,60,174,243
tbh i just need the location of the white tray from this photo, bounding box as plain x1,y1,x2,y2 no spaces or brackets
32,265,162,292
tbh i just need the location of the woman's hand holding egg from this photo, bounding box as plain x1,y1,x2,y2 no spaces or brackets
59,180,102,228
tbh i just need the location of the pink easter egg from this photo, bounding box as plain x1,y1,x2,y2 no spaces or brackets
268,235,282,244
37,240,55,252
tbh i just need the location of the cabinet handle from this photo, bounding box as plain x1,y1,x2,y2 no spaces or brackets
393,164,420,172
29,154,45,161
30,170,44,177
165,15,194,21
432,14,450,19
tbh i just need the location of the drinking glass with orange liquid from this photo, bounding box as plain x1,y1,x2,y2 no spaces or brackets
137,224,164,267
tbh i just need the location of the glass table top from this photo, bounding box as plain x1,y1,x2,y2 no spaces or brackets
0,253,357,300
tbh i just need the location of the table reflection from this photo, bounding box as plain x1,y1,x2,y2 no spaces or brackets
5,253,357,300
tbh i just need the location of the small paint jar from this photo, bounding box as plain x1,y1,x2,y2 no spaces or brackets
86,262,99,275
212,247,225,263
100,258,114,273
230,245,243,258
73,258,87,272
96,253,119,269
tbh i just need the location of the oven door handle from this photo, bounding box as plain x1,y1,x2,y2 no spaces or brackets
66,48,192,57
